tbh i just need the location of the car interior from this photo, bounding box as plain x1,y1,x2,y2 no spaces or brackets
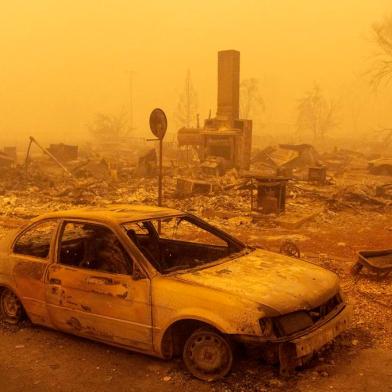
124,216,243,273
45,216,244,276
59,223,133,275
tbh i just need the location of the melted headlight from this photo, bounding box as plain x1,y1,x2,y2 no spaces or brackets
273,311,313,336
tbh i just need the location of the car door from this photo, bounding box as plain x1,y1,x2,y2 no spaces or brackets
10,219,59,326
45,220,152,351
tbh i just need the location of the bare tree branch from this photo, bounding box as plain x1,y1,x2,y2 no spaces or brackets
240,78,265,119
175,70,198,128
370,15,392,88
88,111,128,143
296,84,338,140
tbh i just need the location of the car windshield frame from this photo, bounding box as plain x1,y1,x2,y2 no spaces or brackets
121,213,248,274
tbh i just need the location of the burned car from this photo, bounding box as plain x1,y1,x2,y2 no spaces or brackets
0,205,351,381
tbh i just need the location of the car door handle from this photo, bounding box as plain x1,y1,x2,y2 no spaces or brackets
49,278,61,285
86,276,113,285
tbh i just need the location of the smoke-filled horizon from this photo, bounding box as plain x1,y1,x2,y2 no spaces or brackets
1,0,392,145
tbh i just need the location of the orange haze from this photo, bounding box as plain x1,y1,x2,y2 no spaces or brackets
1,0,392,144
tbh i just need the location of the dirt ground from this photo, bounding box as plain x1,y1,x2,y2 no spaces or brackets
0,323,391,392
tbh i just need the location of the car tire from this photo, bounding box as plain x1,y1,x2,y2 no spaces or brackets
0,288,23,325
183,327,233,382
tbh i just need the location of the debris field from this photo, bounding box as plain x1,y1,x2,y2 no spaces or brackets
0,139,391,391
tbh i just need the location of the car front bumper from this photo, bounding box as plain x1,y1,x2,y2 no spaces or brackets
278,304,352,375
234,304,352,375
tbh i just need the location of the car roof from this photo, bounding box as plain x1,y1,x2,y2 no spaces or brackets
34,204,183,224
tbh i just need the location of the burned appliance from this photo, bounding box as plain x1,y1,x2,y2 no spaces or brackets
247,175,289,215
47,143,79,162
308,166,327,185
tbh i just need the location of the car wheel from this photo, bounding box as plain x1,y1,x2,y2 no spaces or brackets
183,327,233,381
0,288,23,324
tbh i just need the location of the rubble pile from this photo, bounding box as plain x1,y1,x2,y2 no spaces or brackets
0,143,391,228
252,143,321,178
328,184,392,211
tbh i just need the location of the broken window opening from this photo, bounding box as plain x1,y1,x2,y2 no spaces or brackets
123,215,245,274
13,220,58,259
58,222,133,275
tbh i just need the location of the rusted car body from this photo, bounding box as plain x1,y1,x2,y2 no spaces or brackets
0,205,351,380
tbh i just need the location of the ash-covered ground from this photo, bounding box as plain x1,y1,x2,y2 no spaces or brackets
0,143,391,392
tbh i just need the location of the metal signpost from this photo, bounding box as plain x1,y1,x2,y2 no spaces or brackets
148,108,167,208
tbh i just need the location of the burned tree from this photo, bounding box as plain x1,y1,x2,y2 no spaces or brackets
370,15,392,88
88,112,129,143
296,84,337,141
240,78,265,119
175,69,198,128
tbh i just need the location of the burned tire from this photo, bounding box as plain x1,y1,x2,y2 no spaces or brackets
183,327,233,382
0,288,23,325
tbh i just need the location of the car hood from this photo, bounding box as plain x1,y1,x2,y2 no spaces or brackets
173,249,340,315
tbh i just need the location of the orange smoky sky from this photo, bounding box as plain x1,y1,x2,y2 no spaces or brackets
1,0,392,144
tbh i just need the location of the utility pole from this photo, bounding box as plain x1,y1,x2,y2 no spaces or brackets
129,70,134,133
186,69,191,128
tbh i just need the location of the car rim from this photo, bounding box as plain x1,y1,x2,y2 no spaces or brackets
184,330,233,381
1,290,22,322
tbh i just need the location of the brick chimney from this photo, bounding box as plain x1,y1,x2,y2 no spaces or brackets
217,50,240,122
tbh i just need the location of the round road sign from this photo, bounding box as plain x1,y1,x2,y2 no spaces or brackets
149,108,167,140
